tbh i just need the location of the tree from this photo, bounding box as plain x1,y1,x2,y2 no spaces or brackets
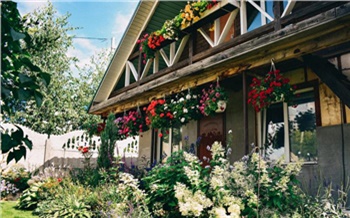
10,3,109,136
1,1,50,163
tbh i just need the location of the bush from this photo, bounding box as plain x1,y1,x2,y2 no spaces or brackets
33,178,93,218
142,150,209,217
2,164,31,192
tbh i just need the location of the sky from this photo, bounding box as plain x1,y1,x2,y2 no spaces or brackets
17,0,139,73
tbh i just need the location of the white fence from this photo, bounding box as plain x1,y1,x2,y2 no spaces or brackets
1,124,138,171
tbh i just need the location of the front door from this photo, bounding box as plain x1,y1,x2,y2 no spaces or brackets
198,113,225,166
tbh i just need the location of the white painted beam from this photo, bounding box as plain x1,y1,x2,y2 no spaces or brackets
159,48,171,67
240,0,247,34
140,59,152,80
153,51,159,73
247,0,274,22
198,28,215,47
282,0,296,17
214,18,221,45
125,63,130,86
170,42,175,65
127,61,138,81
260,0,266,25
172,35,189,65
218,9,238,44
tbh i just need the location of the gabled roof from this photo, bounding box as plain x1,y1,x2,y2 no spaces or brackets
92,1,158,104
91,1,187,106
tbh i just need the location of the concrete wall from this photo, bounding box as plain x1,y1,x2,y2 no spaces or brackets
297,124,350,201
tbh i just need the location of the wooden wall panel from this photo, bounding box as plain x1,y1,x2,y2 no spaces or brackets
319,83,342,126
346,106,350,123
284,68,305,84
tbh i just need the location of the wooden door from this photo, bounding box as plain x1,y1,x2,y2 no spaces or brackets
198,113,225,166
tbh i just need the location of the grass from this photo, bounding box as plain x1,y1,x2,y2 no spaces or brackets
0,201,38,218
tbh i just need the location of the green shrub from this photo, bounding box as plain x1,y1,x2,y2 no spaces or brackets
17,182,44,210
142,150,208,217
95,173,150,217
2,164,31,192
33,178,93,218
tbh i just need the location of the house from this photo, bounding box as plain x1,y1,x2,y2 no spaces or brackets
89,0,350,195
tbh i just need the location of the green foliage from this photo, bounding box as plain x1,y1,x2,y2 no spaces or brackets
2,164,31,191
142,150,201,217
17,182,43,210
97,113,119,169
69,168,102,187
1,1,50,163
33,178,93,218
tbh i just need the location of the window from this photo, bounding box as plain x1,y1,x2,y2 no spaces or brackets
151,125,183,164
260,83,318,163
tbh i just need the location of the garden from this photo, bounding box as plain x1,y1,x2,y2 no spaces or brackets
1,112,349,218
1,0,349,217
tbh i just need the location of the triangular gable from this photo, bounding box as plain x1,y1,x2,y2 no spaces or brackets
92,1,158,105
91,1,188,107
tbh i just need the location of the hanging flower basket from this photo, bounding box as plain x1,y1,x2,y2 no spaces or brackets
121,109,149,137
248,69,295,112
144,99,175,131
170,89,202,125
199,81,228,116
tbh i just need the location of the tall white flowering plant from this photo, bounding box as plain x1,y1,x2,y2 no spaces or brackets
173,141,319,217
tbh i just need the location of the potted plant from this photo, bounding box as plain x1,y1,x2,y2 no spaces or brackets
248,69,295,112
144,99,175,136
121,109,149,137
199,82,228,116
170,89,202,125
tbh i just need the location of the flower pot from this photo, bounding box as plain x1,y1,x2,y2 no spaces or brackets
215,100,227,113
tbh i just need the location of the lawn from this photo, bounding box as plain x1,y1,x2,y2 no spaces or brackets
0,201,37,218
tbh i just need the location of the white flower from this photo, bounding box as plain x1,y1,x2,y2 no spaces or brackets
211,207,229,218
228,129,232,134
228,204,241,217
183,108,188,113
179,97,185,102
181,117,185,123
186,94,191,100
183,152,199,164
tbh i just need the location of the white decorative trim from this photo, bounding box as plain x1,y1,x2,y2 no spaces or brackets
282,0,297,17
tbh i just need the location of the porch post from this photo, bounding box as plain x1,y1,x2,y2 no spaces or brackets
243,71,249,154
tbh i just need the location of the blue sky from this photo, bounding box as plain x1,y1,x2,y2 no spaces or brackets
17,0,138,72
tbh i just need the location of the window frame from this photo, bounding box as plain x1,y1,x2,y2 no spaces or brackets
150,126,183,163
257,80,320,163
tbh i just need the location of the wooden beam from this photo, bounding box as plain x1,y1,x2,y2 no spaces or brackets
273,1,283,31
302,54,350,108
242,71,249,154
90,5,350,115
